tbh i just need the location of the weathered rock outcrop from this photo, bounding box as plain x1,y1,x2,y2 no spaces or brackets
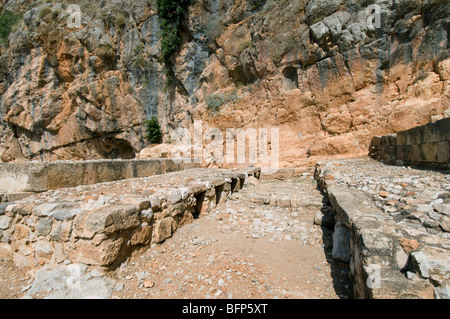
0,0,449,166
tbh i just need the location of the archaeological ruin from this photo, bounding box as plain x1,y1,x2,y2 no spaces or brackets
0,0,449,301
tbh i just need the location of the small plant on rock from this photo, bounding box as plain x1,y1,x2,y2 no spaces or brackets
144,116,162,144
0,10,22,44
38,6,52,19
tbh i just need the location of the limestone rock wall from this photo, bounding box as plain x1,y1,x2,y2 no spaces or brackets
0,0,449,166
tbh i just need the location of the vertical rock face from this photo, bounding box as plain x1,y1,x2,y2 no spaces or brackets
0,0,449,165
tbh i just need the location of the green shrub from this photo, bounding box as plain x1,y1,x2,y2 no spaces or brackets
206,93,226,114
114,12,127,29
38,6,52,19
97,44,115,62
132,45,148,68
157,0,193,63
236,38,252,52
206,92,240,114
0,11,22,43
144,116,162,144
157,0,195,83
249,0,267,10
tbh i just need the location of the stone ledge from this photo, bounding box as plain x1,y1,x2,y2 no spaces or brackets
0,167,260,270
260,167,314,180
0,158,200,194
315,159,450,299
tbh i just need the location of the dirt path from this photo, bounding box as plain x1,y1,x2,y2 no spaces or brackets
107,177,351,299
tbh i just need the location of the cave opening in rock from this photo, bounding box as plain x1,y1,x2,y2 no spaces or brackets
90,137,137,160
282,66,299,90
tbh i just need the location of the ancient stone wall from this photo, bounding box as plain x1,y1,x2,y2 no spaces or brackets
0,158,199,196
369,118,450,169
315,159,450,299
0,167,260,269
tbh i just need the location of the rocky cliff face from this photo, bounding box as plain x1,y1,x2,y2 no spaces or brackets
0,0,449,167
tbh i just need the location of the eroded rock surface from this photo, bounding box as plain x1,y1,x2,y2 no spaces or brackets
0,0,448,166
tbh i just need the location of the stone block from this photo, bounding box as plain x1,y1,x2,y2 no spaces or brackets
130,222,152,246
161,159,180,173
82,162,99,185
73,205,140,239
36,217,53,237
168,188,182,204
386,134,397,146
35,240,54,264
386,145,396,160
132,160,162,178
278,196,292,208
95,161,132,184
32,202,75,218
419,142,438,162
0,242,13,260
50,221,73,242
305,0,342,25
47,162,84,190
310,21,331,43
332,222,351,263
53,242,69,264
13,252,33,267
436,141,449,163
71,237,124,266
411,246,450,279
405,126,423,145
153,217,173,244
0,215,12,230
440,218,450,232
0,163,48,193
422,117,450,143
53,208,83,221
14,224,30,240
3,193,34,202
396,131,408,145
180,161,201,171
396,145,412,162
410,145,421,162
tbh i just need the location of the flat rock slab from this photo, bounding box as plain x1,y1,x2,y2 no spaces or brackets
26,264,115,299
0,159,200,193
